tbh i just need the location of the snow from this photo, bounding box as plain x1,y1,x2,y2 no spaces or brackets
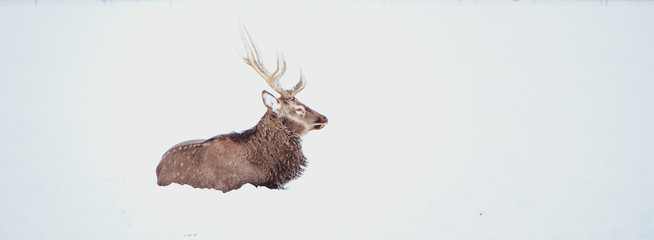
2,0,654,239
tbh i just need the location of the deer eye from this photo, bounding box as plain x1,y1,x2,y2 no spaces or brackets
295,107,305,115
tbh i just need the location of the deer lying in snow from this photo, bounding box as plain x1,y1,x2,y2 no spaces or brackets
155,25,327,193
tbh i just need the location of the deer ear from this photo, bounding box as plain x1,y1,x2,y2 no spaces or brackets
261,90,281,113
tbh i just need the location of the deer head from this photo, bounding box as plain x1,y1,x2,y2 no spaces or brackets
240,25,327,135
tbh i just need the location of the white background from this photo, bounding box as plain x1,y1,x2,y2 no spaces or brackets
1,0,653,239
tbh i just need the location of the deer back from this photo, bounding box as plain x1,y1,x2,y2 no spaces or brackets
156,136,267,192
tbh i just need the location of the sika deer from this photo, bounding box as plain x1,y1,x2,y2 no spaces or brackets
155,25,327,193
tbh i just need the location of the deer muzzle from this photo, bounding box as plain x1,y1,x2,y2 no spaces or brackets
313,115,328,130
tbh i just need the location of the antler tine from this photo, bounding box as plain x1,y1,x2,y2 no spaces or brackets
239,25,258,67
291,67,307,97
240,24,307,100
240,25,287,97
273,50,287,83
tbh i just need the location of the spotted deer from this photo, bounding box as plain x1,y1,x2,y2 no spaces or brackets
155,25,327,193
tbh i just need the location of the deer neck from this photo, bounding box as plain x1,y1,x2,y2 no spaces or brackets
246,111,307,184
254,111,297,138
227,111,304,153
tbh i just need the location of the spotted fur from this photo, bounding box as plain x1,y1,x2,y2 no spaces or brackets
156,111,312,192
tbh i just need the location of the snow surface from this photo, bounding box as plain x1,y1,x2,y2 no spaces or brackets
1,0,654,239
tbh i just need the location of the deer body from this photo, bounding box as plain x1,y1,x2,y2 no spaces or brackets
155,25,327,193
156,112,309,192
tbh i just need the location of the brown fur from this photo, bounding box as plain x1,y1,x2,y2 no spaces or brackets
155,111,310,192
156,25,327,193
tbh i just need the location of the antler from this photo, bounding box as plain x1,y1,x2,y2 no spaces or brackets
240,24,306,100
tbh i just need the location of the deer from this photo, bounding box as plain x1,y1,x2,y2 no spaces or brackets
155,25,327,193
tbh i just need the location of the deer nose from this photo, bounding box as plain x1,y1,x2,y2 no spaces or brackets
317,115,328,124
312,115,328,130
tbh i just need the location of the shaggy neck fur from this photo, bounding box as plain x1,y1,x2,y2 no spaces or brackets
228,111,307,188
